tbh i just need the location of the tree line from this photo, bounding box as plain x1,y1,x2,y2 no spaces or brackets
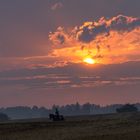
0,103,139,120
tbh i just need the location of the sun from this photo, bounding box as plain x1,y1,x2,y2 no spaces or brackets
83,57,95,64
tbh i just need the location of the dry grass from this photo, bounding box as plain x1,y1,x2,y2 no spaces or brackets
0,113,140,140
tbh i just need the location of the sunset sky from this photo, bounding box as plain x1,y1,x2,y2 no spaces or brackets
0,0,140,107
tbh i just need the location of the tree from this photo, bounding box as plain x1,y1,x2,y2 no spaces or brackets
82,103,91,114
116,104,138,113
0,113,9,121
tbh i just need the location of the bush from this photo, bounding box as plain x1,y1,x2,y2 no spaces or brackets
116,104,138,113
0,113,9,121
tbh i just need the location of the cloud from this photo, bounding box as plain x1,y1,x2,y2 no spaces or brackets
49,27,68,45
1,0,140,59
51,2,63,11
50,15,140,44
49,15,140,64
0,61,140,89
75,15,140,43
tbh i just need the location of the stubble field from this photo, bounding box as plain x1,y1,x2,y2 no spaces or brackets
0,112,140,140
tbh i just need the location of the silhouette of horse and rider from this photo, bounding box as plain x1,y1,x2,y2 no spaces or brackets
49,108,64,121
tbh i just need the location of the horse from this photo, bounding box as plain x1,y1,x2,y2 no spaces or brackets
49,114,64,121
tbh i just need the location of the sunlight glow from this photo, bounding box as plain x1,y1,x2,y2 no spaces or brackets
83,57,95,64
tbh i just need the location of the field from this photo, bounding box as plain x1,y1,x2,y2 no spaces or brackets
0,112,140,140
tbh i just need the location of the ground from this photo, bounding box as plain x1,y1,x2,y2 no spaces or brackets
0,112,140,140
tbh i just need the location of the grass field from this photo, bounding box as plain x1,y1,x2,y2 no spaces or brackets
0,112,140,140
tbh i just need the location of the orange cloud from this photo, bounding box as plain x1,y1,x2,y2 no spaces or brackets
49,15,140,65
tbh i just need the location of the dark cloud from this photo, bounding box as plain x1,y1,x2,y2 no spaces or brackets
75,15,140,43
49,27,67,45
110,15,140,31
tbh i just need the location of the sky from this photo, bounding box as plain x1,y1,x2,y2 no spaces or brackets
0,0,140,107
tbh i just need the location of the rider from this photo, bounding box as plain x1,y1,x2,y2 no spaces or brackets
55,108,59,116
